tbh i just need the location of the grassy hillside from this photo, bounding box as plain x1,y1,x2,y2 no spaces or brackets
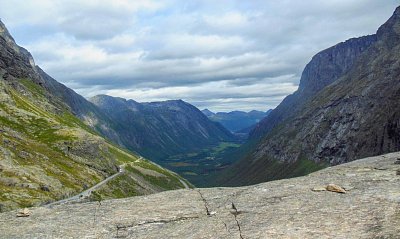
0,77,189,212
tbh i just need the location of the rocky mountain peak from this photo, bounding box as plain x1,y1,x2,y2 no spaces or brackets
0,19,38,81
201,109,215,117
0,20,14,42
376,6,400,48
297,35,377,94
249,33,377,140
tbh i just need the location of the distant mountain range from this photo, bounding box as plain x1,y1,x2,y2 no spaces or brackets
201,109,271,133
89,95,235,161
217,6,400,186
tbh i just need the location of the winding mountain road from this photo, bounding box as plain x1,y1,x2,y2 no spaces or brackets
179,178,190,189
46,164,127,207
46,156,190,207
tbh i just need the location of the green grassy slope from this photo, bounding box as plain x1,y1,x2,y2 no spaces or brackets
0,78,189,212
0,20,190,212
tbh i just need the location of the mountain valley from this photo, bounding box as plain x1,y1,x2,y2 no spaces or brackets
0,3,400,239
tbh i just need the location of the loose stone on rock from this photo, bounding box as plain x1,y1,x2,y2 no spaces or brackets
312,184,347,193
326,184,346,194
16,208,31,217
311,186,327,192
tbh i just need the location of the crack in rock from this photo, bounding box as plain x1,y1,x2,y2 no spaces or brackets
195,189,233,235
115,216,199,238
231,203,244,239
196,189,211,216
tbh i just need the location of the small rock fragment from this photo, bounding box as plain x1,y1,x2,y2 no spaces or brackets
311,186,327,192
16,208,31,217
209,211,217,216
40,185,50,192
326,184,346,194
396,169,400,176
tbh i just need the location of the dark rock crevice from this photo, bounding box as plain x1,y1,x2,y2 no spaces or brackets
231,203,244,239
115,216,200,238
196,189,211,216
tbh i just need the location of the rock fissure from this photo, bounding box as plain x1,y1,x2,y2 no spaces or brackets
231,203,244,239
221,220,232,235
115,216,200,237
196,189,211,216
195,189,234,236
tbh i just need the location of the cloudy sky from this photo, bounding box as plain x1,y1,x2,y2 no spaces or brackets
0,1,398,112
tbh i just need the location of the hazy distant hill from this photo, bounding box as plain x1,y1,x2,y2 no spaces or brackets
202,109,271,133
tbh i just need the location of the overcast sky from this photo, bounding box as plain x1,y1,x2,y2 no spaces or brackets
0,1,398,112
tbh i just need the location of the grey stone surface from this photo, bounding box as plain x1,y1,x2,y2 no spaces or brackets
0,152,399,238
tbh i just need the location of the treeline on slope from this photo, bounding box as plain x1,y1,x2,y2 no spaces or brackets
215,6,400,186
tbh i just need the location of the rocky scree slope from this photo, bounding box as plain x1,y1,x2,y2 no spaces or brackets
0,152,399,238
90,94,235,161
0,20,188,212
218,6,400,186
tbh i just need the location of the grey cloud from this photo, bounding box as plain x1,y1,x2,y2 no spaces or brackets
0,0,398,111
59,15,133,40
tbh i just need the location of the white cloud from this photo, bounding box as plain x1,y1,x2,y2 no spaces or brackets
0,0,398,111
99,77,298,112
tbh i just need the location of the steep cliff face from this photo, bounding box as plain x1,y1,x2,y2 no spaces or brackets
1,152,399,238
0,20,188,212
250,35,377,140
90,95,235,161
220,6,400,186
0,21,38,82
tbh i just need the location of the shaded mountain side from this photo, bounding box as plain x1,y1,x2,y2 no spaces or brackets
250,35,377,140
1,152,399,238
202,109,271,133
36,68,125,146
201,109,215,117
0,20,188,212
218,6,400,186
90,95,235,161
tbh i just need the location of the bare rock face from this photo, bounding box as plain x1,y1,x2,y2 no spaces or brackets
0,152,399,238
250,34,377,140
219,6,400,186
